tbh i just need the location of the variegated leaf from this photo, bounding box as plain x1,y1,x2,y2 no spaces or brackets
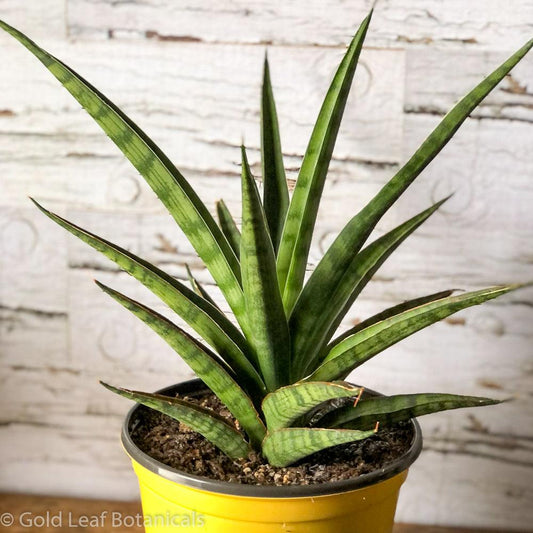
32,200,265,399
261,54,289,252
240,146,291,390
262,426,376,467
276,11,372,314
96,281,266,447
321,393,502,430
262,381,362,431
0,20,247,329
292,197,448,378
310,285,523,382
216,199,241,259
299,39,533,357
101,383,250,458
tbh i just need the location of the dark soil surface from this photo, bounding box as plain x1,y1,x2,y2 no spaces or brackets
130,391,413,486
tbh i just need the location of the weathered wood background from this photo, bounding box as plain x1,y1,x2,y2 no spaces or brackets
0,0,532,529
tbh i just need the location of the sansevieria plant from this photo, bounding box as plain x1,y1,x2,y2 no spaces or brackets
2,12,531,468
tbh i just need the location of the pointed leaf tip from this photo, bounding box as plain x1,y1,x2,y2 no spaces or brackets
291,197,448,377
325,393,504,430
1,18,247,327
30,197,45,212
94,279,106,291
275,12,372,313
440,192,455,203
96,283,267,446
99,380,123,394
311,285,524,382
100,382,251,459
302,38,533,361
216,199,242,259
261,56,289,253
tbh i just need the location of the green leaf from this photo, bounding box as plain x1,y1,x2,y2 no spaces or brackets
216,199,241,259
240,147,291,390
96,281,266,448
101,382,250,459
262,426,376,467
292,198,448,379
185,264,220,310
320,393,501,430
298,39,533,337
310,285,523,382
261,53,289,252
0,20,247,328
276,12,372,315
31,199,265,399
328,289,454,351
262,381,362,431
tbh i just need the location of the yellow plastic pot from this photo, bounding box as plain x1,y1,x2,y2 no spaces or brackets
122,380,423,533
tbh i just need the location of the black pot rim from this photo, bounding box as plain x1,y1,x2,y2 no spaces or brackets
121,378,423,498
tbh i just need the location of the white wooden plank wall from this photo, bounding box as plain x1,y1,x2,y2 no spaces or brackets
0,0,532,529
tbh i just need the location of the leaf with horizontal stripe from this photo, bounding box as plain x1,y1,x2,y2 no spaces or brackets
101,382,250,458
276,12,372,315
292,197,449,379
32,199,265,399
321,393,501,430
96,281,266,448
262,426,376,467
327,289,454,351
261,54,289,253
0,20,247,329
296,39,533,344
262,381,362,431
310,285,524,382
240,146,291,390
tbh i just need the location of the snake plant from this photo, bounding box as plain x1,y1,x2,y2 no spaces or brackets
2,12,531,467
